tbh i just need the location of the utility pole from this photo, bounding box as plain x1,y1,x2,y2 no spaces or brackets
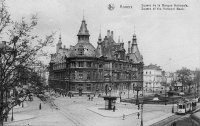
0,52,4,125
141,103,143,126
128,83,130,99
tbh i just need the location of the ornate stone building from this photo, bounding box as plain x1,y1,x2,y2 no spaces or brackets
48,18,143,93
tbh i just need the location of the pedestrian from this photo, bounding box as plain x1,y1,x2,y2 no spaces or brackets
91,97,93,101
172,122,176,126
137,112,140,119
122,114,125,120
113,106,115,112
39,103,41,110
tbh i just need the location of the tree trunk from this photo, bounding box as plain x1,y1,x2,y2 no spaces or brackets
0,91,4,126
0,114,3,126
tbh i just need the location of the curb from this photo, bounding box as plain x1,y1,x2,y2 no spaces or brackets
4,114,39,124
87,108,139,118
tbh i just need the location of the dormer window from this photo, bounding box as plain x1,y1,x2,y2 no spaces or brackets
78,45,84,55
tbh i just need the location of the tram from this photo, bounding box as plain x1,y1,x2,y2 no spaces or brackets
177,99,197,114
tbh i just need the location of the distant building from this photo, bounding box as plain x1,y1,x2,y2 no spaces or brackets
30,63,49,86
165,72,174,85
48,18,144,93
143,64,163,93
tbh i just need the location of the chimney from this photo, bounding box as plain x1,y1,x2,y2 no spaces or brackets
118,36,120,43
107,30,110,37
128,41,131,53
111,31,113,39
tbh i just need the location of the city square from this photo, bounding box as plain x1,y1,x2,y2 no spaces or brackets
1,0,200,126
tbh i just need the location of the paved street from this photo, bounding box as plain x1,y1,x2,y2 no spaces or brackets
5,97,76,126
4,95,177,126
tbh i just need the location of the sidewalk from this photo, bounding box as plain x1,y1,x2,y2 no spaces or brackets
5,98,40,124
5,97,77,126
13,102,28,109
88,106,139,118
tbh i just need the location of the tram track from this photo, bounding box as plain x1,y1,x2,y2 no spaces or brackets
150,114,189,126
51,98,100,126
44,97,84,126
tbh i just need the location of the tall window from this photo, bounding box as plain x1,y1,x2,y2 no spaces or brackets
117,73,120,79
119,64,122,69
93,71,96,80
87,84,91,91
79,71,83,79
115,63,118,69
99,64,103,68
87,71,91,80
71,85,75,91
87,62,92,67
71,62,76,67
78,62,84,67
71,73,75,80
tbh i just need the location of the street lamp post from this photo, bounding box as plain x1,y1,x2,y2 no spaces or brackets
141,102,143,126
172,98,174,113
165,82,167,105
128,83,130,99
135,86,141,110
11,107,13,121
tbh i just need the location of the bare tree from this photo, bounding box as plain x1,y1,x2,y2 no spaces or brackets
0,1,54,125
176,67,192,93
194,69,200,98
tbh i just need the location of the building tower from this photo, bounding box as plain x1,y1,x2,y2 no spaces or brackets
77,18,90,43
56,33,62,53
129,33,143,63
97,32,103,57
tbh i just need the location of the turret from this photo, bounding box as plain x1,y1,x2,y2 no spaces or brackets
128,41,131,54
131,34,137,53
129,33,143,63
107,30,110,37
132,33,137,45
77,18,90,43
98,33,102,42
111,31,114,39
118,36,120,43
56,33,62,53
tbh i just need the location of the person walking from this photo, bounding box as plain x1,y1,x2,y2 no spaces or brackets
39,103,41,110
137,112,140,119
113,105,115,112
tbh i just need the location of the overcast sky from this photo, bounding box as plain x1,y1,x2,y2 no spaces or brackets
6,0,200,72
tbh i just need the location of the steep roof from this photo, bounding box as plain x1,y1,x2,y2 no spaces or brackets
128,34,143,63
69,42,96,57
77,19,90,36
144,64,162,70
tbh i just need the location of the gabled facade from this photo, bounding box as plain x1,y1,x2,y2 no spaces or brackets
48,18,143,93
